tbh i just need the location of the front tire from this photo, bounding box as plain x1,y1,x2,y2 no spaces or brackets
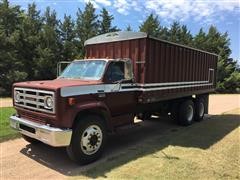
178,100,195,126
66,115,107,165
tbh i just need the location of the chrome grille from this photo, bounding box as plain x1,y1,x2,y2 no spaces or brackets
14,87,55,114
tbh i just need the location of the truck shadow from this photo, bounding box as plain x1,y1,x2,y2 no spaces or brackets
20,113,240,178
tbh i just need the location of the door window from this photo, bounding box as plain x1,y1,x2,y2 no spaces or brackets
106,62,124,82
106,60,134,83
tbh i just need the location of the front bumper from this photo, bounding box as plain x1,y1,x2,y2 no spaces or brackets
9,115,72,147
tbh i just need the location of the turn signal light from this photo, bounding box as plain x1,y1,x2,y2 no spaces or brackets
68,98,76,105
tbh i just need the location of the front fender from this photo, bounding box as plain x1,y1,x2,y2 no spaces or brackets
69,101,112,130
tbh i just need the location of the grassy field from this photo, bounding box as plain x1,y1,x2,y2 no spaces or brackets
72,109,240,179
0,107,19,142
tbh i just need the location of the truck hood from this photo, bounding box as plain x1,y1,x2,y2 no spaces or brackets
14,79,101,91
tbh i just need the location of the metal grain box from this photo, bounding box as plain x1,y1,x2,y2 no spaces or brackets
85,32,218,101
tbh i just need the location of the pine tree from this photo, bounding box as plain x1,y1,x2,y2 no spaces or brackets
158,27,169,40
19,3,43,80
179,25,192,45
99,8,118,34
193,26,240,93
193,28,207,49
168,21,181,43
76,2,99,57
139,13,161,37
60,14,77,61
125,24,132,31
0,0,27,96
33,6,61,80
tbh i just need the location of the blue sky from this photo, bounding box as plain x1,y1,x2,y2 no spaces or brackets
9,0,240,61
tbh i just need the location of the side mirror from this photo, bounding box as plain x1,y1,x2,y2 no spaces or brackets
57,61,71,77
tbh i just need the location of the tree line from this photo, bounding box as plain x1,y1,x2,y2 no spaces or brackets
0,0,239,96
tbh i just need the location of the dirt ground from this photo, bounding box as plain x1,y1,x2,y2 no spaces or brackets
0,98,12,108
0,94,239,179
208,94,240,114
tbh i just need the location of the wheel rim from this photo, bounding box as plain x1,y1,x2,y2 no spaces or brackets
199,102,204,117
186,105,194,122
80,125,103,155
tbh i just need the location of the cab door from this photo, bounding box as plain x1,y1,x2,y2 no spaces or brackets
103,60,137,123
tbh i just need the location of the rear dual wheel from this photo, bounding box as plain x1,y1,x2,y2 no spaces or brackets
178,100,195,126
194,98,205,121
171,98,205,126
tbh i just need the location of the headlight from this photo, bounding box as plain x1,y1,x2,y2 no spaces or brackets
14,91,21,102
44,96,53,109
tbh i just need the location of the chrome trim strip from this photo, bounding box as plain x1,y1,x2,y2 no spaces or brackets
60,81,213,97
9,115,72,147
140,83,213,91
138,81,209,87
18,93,45,100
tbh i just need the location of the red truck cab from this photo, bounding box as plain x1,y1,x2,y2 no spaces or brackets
10,32,217,164
10,58,139,164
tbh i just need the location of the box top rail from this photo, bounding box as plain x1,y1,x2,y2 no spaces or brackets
84,31,218,57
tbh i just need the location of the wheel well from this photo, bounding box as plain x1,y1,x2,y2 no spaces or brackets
72,108,111,131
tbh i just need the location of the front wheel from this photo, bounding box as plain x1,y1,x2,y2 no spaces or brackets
66,115,107,165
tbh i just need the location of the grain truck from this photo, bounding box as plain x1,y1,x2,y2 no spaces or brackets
10,31,218,164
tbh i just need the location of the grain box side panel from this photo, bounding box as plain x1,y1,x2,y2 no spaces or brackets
165,44,171,83
169,46,177,94
144,38,217,101
176,46,182,93
131,39,139,82
85,38,147,83
155,40,160,83
174,46,180,82
159,42,165,83
169,46,175,82
191,50,196,91
145,40,171,84
139,38,147,83
146,39,153,83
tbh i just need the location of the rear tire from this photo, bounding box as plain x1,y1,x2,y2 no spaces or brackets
195,98,205,121
66,115,107,165
178,100,195,126
22,134,40,144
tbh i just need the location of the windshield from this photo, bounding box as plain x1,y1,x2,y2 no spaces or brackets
59,60,107,80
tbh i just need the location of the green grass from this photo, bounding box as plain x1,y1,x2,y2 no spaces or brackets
72,109,240,179
0,107,20,142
